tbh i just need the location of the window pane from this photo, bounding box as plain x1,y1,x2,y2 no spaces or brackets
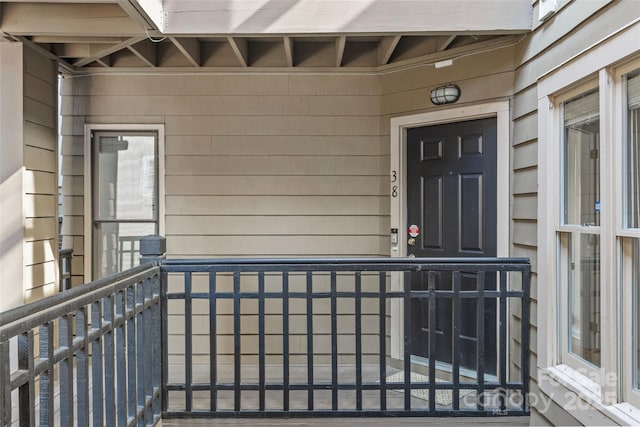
563,90,600,226
568,233,601,366
96,134,157,221
94,222,157,278
626,71,640,228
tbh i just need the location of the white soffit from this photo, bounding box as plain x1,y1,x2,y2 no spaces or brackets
146,0,532,35
136,0,164,30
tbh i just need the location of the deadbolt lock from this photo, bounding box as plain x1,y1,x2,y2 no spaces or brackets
408,238,416,246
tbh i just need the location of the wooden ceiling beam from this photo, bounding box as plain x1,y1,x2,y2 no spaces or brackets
127,39,157,67
53,43,118,59
437,35,457,51
170,37,201,67
1,3,144,37
95,57,112,67
32,36,129,44
74,36,146,67
13,35,76,73
227,37,248,67
283,36,293,67
335,36,346,67
378,35,401,65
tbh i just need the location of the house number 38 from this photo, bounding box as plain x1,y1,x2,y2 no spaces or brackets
391,170,398,198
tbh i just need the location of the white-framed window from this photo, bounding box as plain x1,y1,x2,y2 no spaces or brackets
537,24,640,424
557,85,602,374
621,67,640,409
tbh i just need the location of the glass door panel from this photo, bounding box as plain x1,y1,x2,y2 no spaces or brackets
93,131,158,279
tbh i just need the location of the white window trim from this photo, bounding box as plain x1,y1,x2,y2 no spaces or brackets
537,18,640,424
83,124,166,282
388,100,510,360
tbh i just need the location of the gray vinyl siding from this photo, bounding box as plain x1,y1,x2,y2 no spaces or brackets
23,45,59,303
512,0,639,423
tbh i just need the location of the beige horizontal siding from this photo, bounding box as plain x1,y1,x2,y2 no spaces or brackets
166,215,387,235
24,170,56,195
165,195,389,216
23,46,59,298
166,155,386,176
166,176,385,196
166,135,384,156
166,235,388,257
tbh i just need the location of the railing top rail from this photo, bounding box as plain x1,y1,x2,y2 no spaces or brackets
0,262,157,327
161,256,531,266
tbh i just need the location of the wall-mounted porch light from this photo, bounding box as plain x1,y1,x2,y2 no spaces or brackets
430,84,461,105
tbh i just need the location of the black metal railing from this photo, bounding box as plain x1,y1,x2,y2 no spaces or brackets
0,253,531,424
0,263,162,426
159,257,531,419
59,248,73,292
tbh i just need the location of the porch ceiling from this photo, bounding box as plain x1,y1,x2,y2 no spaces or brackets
0,0,532,73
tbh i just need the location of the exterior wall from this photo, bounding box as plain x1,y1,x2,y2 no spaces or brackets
0,42,58,310
60,72,385,364
512,0,638,424
22,45,59,303
61,73,385,268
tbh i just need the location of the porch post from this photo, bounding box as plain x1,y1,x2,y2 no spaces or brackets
0,42,25,313
140,235,166,265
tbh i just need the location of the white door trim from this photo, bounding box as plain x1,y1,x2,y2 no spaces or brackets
388,100,510,359
83,124,165,281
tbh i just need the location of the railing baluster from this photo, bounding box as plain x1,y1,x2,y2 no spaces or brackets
92,300,104,426
60,313,74,427
161,269,169,415
76,306,90,426
209,270,218,412
126,284,137,423
136,279,146,426
116,290,127,427
404,272,412,411
104,295,116,427
306,271,314,411
521,267,531,413
476,271,486,411
283,272,290,412
18,330,34,427
499,271,508,412
144,277,153,425
330,271,338,411
378,272,387,411
427,271,436,412
355,271,362,411
452,271,461,411
233,271,241,412
152,272,162,423
0,340,9,426
38,322,54,426
184,272,193,413
258,271,265,411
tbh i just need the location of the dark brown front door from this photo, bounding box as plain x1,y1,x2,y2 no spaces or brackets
407,117,497,375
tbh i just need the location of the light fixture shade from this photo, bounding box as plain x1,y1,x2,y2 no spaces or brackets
430,84,460,105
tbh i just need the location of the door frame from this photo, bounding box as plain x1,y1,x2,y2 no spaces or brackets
83,124,165,281
388,101,510,360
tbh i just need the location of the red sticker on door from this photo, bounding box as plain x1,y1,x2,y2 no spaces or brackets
408,224,420,237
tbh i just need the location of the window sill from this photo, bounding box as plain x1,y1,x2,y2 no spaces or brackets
539,365,640,425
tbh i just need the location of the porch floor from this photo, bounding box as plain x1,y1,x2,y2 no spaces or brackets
159,416,530,426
